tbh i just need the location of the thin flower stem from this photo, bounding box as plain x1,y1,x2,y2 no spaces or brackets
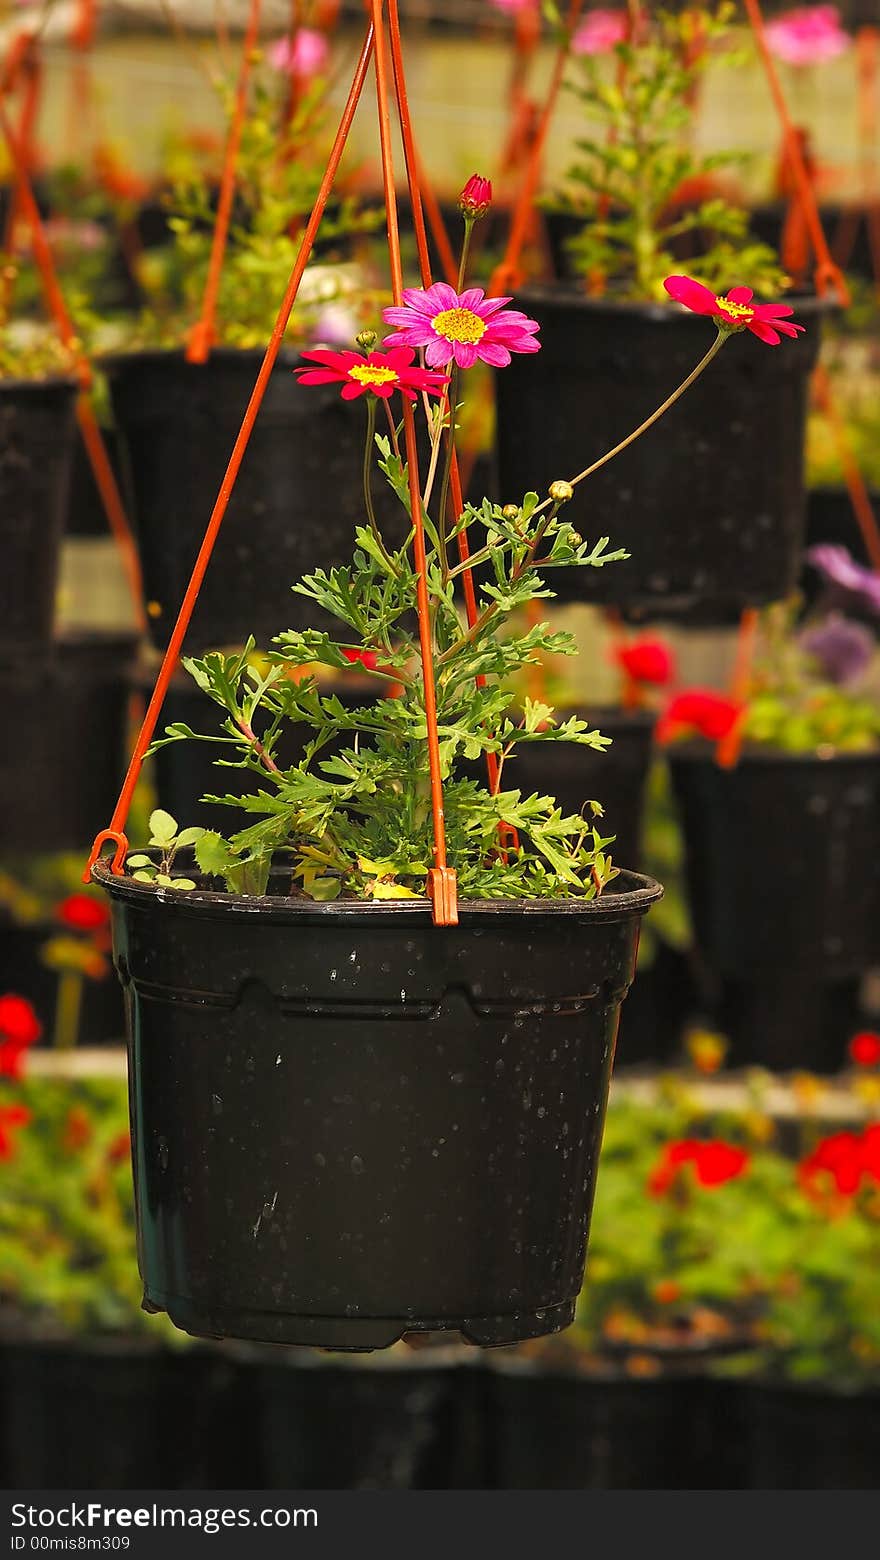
529,329,727,520
382,397,402,461
363,398,399,576
458,217,475,290
436,366,460,582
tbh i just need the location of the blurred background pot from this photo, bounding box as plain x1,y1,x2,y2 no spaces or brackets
0,378,78,656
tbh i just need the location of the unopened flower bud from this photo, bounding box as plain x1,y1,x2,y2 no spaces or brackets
459,174,492,222
501,504,521,521
356,329,378,353
549,480,574,504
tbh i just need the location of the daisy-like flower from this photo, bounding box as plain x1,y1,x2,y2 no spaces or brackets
382,283,541,370
807,545,880,615
295,346,448,402
572,9,629,56
269,28,330,80
766,6,849,67
663,275,805,346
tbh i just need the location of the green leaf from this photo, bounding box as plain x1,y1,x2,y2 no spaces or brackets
125,855,152,869
148,810,178,847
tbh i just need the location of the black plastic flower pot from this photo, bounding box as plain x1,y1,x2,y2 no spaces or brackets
494,289,823,618
0,377,78,656
0,633,135,853
105,349,419,654
256,1350,490,1489
64,424,124,538
614,941,696,1068
485,1360,747,1490
135,667,380,834
742,1381,880,1490
713,971,865,1075
94,861,660,1350
804,486,875,608
0,1338,262,1490
669,747,880,981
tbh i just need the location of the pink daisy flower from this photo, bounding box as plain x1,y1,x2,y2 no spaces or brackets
382,283,541,370
269,28,330,80
572,9,629,56
663,275,805,346
295,345,448,402
765,6,849,67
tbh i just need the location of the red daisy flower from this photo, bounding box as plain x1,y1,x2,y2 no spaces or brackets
56,894,110,933
656,690,743,744
648,1138,750,1197
799,1131,865,1197
295,345,449,402
616,636,675,686
663,275,806,346
849,1031,880,1068
0,993,42,1048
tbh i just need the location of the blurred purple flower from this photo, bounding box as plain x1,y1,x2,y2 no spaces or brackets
800,613,874,685
807,545,880,614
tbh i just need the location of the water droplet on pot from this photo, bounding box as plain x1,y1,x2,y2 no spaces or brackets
211,1094,223,1115
330,969,338,981
351,1155,365,1175
537,1107,546,1119
158,1137,169,1169
450,1071,465,1085
314,1152,326,1168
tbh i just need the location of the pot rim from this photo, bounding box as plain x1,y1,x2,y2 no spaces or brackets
0,374,80,394
667,741,880,768
100,345,304,372
509,282,835,326
91,858,663,922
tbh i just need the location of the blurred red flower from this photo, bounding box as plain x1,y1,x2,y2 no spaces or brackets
616,636,675,686
63,1107,93,1153
56,894,110,933
342,647,379,672
107,1131,131,1167
798,1128,880,1198
849,1031,880,1068
648,1139,750,1196
0,1104,31,1162
656,689,743,744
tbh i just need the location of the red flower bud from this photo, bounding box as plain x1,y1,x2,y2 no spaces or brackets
849,1031,880,1068
616,636,675,686
459,174,492,221
343,647,379,672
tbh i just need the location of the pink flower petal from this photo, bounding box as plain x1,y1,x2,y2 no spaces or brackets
747,319,781,345
296,368,344,384
663,275,718,315
424,337,453,369
726,286,754,305
476,340,512,367
340,381,367,398
452,342,479,370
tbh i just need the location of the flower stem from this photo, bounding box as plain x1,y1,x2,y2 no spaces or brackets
363,397,399,575
529,329,728,520
436,366,460,582
458,217,476,290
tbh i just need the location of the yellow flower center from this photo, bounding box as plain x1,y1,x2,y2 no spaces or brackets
348,363,400,386
716,296,754,323
432,307,487,345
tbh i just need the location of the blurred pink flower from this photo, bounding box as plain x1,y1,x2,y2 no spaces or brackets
572,9,628,56
489,0,534,13
765,6,849,67
269,28,330,80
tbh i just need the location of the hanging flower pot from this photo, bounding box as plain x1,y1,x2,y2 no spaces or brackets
741,1382,880,1490
669,747,880,981
0,633,134,852
0,376,78,655
495,289,823,617
95,862,659,1350
105,350,416,653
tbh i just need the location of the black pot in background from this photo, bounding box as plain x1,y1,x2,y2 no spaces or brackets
105,350,418,654
713,971,864,1075
64,424,124,538
0,633,135,853
486,1361,747,1490
257,1352,489,1489
96,861,660,1350
804,485,875,600
751,200,879,282
0,378,78,656
670,747,880,980
743,1382,880,1490
0,918,125,1048
495,289,822,618
136,667,380,835
0,1339,262,1490
614,941,695,1069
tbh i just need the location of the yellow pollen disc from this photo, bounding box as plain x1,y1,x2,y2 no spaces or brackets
348,363,400,386
716,296,754,322
432,307,487,345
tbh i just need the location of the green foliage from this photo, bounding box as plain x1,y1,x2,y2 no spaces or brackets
555,5,786,301
0,1078,177,1340
135,76,382,350
745,603,880,754
125,812,205,891
148,465,630,900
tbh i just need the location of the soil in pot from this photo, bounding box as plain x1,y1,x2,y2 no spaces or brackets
485,1359,747,1490
96,860,660,1350
0,1338,262,1490
0,633,135,853
669,746,880,982
743,1381,880,1490
257,1351,489,1489
0,377,78,655
136,666,381,834
494,288,823,617
106,350,426,654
